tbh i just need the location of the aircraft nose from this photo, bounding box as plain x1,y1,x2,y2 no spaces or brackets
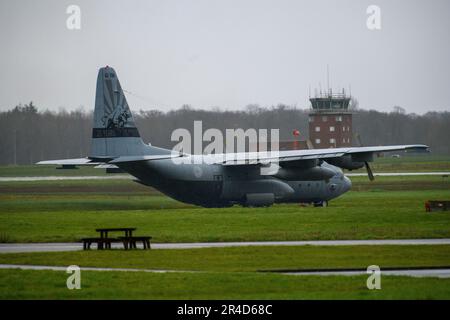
342,176,352,193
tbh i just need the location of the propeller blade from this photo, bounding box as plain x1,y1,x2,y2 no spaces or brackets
306,139,314,150
355,133,363,147
365,161,375,181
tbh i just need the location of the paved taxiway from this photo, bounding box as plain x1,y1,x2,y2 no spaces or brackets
0,264,193,274
1,239,450,253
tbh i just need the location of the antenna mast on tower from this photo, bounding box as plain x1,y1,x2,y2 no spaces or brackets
327,64,330,95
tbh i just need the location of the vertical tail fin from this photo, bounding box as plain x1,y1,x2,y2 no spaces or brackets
90,66,169,158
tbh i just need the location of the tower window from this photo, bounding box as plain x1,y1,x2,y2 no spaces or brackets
315,126,321,132
336,116,342,121
322,116,328,122
329,126,335,132
315,138,321,144
330,138,336,144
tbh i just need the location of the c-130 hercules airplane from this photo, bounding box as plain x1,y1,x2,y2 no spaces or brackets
39,67,428,207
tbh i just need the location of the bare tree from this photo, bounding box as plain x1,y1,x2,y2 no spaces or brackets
0,103,449,165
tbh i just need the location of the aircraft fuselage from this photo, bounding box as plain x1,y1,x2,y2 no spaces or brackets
120,158,352,207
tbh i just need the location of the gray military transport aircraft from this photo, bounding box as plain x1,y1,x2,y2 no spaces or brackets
38,67,428,207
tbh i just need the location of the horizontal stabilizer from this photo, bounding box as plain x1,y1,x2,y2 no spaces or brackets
94,164,120,169
37,158,102,166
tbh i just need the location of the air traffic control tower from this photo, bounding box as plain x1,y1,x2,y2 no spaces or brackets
308,90,353,149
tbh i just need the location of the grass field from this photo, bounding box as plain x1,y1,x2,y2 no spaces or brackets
0,163,449,299
1,245,449,272
0,178,449,243
1,245,450,299
2,270,450,299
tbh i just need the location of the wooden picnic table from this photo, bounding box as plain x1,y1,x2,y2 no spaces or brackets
95,227,136,239
82,227,151,250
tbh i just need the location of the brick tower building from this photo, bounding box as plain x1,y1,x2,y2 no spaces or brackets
308,90,352,148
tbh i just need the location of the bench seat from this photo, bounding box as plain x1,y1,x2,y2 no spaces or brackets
118,236,152,250
80,237,122,250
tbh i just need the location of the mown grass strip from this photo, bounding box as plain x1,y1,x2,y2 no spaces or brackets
1,269,450,299
1,245,449,272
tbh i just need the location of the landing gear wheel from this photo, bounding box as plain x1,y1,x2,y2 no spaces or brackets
313,201,328,207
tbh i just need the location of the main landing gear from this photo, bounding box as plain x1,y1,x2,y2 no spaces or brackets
313,201,328,207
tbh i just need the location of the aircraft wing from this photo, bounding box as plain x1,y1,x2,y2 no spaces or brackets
216,144,429,166
108,154,184,164
342,145,429,155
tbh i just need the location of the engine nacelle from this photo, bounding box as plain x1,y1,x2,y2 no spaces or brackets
245,193,275,207
221,179,294,200
326,155,365,170
274,166,336,181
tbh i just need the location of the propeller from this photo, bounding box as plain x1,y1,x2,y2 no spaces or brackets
364,161,375,181
355,133,363,147
356,133,375,181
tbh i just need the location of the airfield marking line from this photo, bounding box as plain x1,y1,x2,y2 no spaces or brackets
1,239,450,253
1,264,450,278
0,264,197,274
283,269,450,278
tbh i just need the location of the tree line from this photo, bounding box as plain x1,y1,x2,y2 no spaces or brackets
0,102,448,165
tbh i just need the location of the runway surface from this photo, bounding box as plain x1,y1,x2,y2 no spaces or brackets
0,264,193,274
0,175,131,181
1,264,449,278
346,172,450,177
1,239,450,253
1,172,449,181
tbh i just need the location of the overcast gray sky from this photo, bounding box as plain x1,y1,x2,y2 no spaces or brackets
0,0,449,114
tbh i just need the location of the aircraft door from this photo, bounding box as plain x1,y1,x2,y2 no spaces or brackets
213,174,223,195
